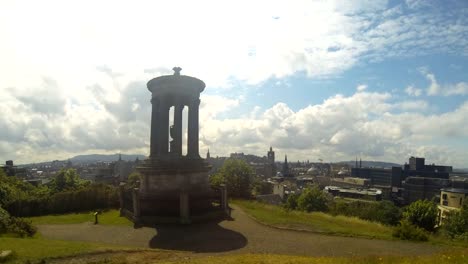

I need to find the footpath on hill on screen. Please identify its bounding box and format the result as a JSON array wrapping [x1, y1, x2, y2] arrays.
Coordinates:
[[38, 205, 447, 257]]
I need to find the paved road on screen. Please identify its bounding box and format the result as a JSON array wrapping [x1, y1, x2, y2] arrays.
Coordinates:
[[38, 206, 447, 257]]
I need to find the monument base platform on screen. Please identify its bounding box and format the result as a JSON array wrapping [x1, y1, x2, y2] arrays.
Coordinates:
[[119, 157, 229, 225]]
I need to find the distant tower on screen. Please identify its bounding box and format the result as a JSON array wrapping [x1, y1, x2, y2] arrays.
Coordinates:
[[267, 146, 275, 164], [282, 155, 290, 177], [267, 146, 276, 177], [116, 153, 124, 182], [359, 158, 362, 168], [206, 149, 210, 159]]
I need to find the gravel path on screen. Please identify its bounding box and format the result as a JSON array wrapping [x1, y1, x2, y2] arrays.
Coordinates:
[[38, 206, 447, 257]]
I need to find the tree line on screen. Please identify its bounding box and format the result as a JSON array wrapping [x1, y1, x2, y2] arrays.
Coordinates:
[[0, 168, 119, 237]]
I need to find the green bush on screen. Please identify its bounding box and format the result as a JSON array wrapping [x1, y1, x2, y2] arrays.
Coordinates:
[[0, 207, 36, 237], [5, 184, 119, 217], [442, 200, 468, 238], [393, 220, 429, 241], [209, 159, 254, 199], [403, 200, 438, 232], [283, 193, 299, 210], [297, 186, 330, 212], [329, 199, 401, 226]]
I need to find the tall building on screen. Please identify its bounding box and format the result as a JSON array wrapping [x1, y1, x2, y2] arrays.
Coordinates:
[[265, 146, 276, 178], [281, 155, 291, 177], [267, 146, 275, 165]]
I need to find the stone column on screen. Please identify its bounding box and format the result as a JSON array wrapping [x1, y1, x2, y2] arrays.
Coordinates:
[[159, 99, 170, 155], [179, 191, 190, 224], [187, 98, 200, 158], [150, 97, 160, 157], [173, 104, 184, 156], [132, 188, 141, 221]]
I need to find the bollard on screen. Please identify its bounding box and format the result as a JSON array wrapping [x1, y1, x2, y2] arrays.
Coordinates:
[[94, 211, 99, 224]]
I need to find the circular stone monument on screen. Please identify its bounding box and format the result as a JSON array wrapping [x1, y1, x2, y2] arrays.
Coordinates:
[[120, 67, 227, 225]]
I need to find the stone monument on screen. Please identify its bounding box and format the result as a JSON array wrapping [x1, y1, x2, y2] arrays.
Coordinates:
[[120, 67, 227, 224]]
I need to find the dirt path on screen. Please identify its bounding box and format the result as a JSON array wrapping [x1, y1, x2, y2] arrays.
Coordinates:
[[38, 206, 448, 257]]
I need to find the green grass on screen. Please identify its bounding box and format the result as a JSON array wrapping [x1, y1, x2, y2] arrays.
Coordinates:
[[233, 200, 394, 240], [157, 252, 468, 264], [57, 251, 468, 264], [25, 209, 132, 226], [0, 236, 131, 263]]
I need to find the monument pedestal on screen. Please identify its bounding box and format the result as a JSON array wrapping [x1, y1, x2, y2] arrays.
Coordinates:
[[131, 158, 223, 224]]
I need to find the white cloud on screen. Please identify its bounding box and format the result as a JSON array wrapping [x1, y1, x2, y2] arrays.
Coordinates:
[[357, 84, 367, 92], [1, 78, 467, 167], [405, 85, 422, 96], [426, 73, 440, 96], [0, 0, 466, 92], [395, 100, 428, 111], [424, 72, 468, 96]]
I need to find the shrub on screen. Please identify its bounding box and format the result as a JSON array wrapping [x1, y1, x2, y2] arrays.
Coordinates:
[[403, 200, 438, 232], [209, 159, 254, 199], [283, 193, 299, 210], [7, 217, 37, 237], [0, 207, 36, 237], [393, 220, 429, 241], [297, 186, 330, 212], [5, 184, 119, 217], [442, 200, 468, 238], [329, 199, 401, 226]]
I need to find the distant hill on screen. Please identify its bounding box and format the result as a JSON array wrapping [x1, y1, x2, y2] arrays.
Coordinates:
[[70, 154, 147, 163], [336, 160, 401, 168]]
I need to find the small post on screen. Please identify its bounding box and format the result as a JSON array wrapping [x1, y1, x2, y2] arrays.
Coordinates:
[[94, 211, 99, 225]]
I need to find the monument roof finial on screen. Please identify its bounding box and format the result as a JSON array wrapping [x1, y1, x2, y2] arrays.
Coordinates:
[[173, 67, 182, 76]]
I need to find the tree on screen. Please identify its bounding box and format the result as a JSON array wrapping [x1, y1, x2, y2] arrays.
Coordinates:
[[209, 159, 254, 198], [284, 193, 299, 210], [48, 168, 88, 193], [403, 199, 438, 232], [443, 200, 468, 238], [297, 185, 330, 212], [127, 172, 142, 188]]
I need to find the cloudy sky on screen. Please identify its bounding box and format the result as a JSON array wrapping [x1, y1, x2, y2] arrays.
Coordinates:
[[1, 0, 467, 167]]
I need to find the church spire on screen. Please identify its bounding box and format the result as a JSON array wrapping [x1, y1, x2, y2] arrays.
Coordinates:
[[206, 148, 210, 159]]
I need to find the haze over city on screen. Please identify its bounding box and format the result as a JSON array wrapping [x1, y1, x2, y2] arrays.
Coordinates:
[[0, 0, 467, 167]]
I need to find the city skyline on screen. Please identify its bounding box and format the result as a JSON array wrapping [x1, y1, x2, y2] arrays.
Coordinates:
[[0, 0, 467, 167]]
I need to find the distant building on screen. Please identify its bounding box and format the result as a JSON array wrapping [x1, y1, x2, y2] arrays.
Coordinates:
[[208, 147, 277, 178], [266, 146, 277, 178], [324, 186, 382, 201], [113, 154, 134, 182], [0, 160, 26, 178], [280, 155, 293, 177], [351, 156, 454, 204], [403, 157, 452, 179], [437, 188, 468, 225], [403, 177, 451, 204]]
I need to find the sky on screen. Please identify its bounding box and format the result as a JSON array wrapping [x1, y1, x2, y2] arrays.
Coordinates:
[[0, 0, 467, 167]]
